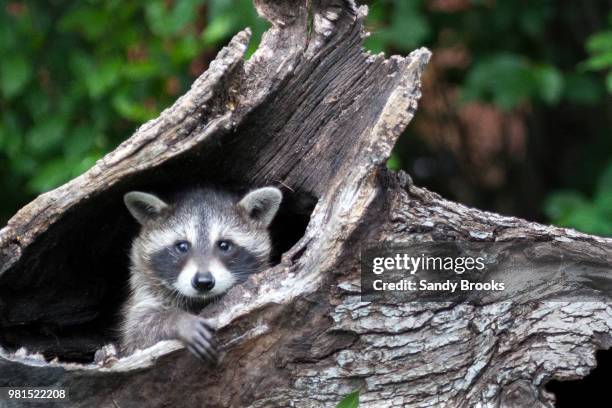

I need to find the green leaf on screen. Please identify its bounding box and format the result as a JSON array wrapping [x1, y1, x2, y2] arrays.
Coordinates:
[[564, 205, 612, 236], [145, 2, 169, 37], [64, 126, 96, 159], [168, 0, 202, 34], [122, 60, 158, 80], [27, 117, 67, 154], [532, 64, 563, 104], [0, 18, 17, 52], [84, 58, 122, 98], [24, 88, 52, 120], [202, 14, 236, 46], [382, 0, 430, 51], [583, 51, 612, 70], [586, 31, 612, 53], [58, 6, 109, 40], [462, 55, 565, 109], [544, 190, 588, 221], [112, 93, 158, 122], [26, 158, 72, 193], [336, 390, 359, 408], [207, 0, 234, 18], [461, 54, 532, 110], [387, 153, 402, 171], [72, 152, 102, 177], [0, 54, 32, 98], [146, 0, 201, 38], [171, 35, 199, 64], [594, 189, 612, 219], [364, 36, 385, 54]]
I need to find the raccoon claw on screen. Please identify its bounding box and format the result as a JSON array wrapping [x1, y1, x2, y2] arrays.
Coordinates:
[[185, 333, 217, 365], [178, 315, 218, 365], [196, 317, 217, 334], [187, 343, 217, 365]]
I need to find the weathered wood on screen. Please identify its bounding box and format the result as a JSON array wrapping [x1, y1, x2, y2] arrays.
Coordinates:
[[0, 0, 611, 407]]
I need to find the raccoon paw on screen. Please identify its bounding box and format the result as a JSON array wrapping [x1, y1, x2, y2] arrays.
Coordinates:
[[177, 315, 218, 365]]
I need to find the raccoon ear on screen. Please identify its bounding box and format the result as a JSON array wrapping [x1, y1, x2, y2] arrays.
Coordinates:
[[238, 187, 283, 227], [124, 192, 169, 225]]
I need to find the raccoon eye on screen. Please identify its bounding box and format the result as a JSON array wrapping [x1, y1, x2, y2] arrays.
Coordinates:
[[175, 241, 190, 253], [217, 240, 232, 252]]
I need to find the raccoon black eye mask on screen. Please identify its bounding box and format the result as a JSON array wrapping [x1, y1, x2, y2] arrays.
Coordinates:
[[119, 186, 282, 364]]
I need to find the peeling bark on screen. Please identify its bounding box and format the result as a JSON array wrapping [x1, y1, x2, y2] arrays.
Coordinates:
[[0, 1, 611, 407]]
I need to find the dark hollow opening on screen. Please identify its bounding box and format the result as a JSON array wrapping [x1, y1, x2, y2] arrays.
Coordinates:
[[545, 348, 612, 407], [0, 138, 317, 364]]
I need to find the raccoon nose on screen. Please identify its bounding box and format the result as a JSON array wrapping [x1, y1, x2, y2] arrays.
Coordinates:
[[192, 271, 215, 292]]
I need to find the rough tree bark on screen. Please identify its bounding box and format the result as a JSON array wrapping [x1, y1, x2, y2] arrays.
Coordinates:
[[0, 0, 611, 407]]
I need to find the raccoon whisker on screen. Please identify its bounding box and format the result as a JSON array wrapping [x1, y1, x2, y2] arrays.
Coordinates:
[[231, 267, 260, 275], [231, 271, 262, 284]]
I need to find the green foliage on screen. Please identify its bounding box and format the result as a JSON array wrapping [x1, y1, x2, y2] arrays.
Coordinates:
[[545, 162, 612, 236], [0, 54, 32, 98], [0, 0, 268, 222], [365, 0, 611, 234], [204, 0, 268, 56], [364, 0, 430, 53], [335, 390, 360, 408], [365, 0, 601, 110], [0, 0, 610, 237], [462, 54, 563, 110], [540, 12, 612, 235], [583, 13, 612, 93], [386, 153, 402, 171]]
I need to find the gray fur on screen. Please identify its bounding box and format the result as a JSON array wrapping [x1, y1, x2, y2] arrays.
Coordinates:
[[238, 187, 283, 227], [120, 187, 282, 363], [124, 191, 169, 225]]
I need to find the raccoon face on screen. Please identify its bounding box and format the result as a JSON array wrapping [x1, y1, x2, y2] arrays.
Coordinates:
[[124, 187, 282, 300]]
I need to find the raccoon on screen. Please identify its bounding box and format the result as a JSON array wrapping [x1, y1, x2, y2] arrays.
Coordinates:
[[120, 186, 282, 363]]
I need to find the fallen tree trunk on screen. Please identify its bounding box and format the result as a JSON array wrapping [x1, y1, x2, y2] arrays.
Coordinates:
[[1, 0, 611, 407]]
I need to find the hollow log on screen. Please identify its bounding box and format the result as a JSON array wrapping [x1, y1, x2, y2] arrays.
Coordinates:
[[1, 0, 611, 407]]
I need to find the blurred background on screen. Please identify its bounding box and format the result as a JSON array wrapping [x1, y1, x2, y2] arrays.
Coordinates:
[[0, 0, 610, 235]]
